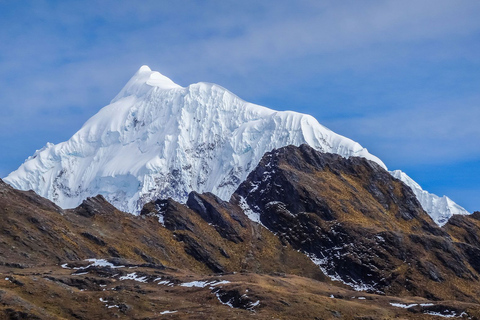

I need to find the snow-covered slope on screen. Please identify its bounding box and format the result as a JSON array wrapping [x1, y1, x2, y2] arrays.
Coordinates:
[[4, 66, 469, 225], [390, 170, 469, 226]]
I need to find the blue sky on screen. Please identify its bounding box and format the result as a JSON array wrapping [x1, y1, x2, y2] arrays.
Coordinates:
[[0, 1, 479, 211]]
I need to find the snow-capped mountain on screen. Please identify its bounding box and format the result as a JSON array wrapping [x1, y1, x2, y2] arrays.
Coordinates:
[[390, 170, 469, 226], [4, 66, 469, 225]]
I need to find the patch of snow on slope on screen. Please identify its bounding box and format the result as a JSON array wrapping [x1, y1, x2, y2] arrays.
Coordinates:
[[389, 303, 418, 309], [180, 280, 231, 288], [159, 310, 178, 315], [155, 279, 175, 287], [307, 253, 382, 293], [238, 196, 263, 225], [180, 280, 212, 288], [119, 272, 148, 283], [423, 311, 466, 318], [85, 258, 125, 269]]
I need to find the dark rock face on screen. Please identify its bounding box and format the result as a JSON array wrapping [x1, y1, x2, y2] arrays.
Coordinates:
[[75, 195, 117, 217], [4, 309, 41, 320], [187, 192, 244, 243], [212, 288, 259, 310], [445, 212, 480, 248], [444, 213, 480, 277], [81, 232, 106, 246], [235, 144, 480, 299]]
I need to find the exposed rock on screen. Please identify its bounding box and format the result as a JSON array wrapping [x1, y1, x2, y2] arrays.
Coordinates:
[[187, 192, 244, 243], [175, 233, 225, 273], [81, 232, 106, 246], [74, 195, 117, 217], [213, 288, 259, 310]]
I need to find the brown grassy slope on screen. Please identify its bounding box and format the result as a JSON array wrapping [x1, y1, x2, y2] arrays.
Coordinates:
[[140, 192, 326, 279], [0, 178, 324, 279], [0, 179, 203, 272], [2, 265, 480, 320]]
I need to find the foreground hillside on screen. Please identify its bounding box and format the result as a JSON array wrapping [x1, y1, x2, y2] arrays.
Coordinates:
[[1, 145, 479, 319], [3, 265, 480, 319]]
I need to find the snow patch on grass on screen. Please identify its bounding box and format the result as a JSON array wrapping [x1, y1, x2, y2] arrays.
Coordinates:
[[180, 279, 231, 288], [159, 310, 178, 315], [119, 272, 148, 283], [389, 303, 418, 308], [85, 258, 125, 268]]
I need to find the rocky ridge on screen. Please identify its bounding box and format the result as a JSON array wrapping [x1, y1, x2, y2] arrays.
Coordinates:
[[236, 145, 480, 300]]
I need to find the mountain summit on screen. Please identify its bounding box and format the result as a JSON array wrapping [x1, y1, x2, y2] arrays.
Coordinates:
[[4, 66, 469, 224]]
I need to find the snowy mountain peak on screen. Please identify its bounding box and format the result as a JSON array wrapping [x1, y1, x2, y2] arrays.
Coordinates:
[[112, 65, 181, 103], [138, 65, 152, 72], [4, 66, 469, 225]]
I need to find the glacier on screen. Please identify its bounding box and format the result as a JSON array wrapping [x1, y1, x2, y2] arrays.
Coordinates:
[[4, 65, 469, 225]]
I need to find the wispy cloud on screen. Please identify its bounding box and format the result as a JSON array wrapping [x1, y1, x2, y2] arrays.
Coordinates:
[[325, 94, 480, 167]]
